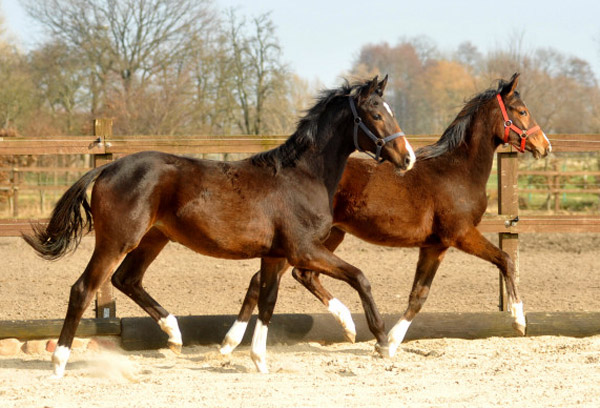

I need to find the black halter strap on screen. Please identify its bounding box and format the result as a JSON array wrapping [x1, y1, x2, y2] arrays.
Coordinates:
[[348, 96, 405, 163]]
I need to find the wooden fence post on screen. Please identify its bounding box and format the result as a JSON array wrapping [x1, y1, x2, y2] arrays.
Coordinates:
[[11, 168, 19, 217], [93, 118, 116, 319], [497, 151, 519, 311]]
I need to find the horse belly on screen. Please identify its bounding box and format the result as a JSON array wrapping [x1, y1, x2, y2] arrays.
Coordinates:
[[159, 209, 275, 260]]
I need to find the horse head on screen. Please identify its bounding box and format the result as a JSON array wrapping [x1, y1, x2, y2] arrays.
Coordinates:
[[350, 76, 415, 170], [496, 73, 552, 159]]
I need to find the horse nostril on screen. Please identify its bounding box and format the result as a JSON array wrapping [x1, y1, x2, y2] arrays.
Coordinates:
[[404, 156, 412, 167]]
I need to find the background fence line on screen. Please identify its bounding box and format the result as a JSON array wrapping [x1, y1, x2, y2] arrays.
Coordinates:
[[0, 121, 598, 318]]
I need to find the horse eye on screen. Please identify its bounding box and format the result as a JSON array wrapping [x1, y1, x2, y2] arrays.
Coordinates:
[[519, 110, 527, 116], [374, 114, 382, 120]]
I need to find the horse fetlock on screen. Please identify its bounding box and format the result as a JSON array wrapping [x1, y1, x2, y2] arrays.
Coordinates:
[[51, 345, 71, 379], [510, 302, 526, 335], [250, 319, 269, 374], [158, 314, 182, 349], [387, 319, 412, 357], [220, 320, 249, 355], [327, 298, 356, 343]]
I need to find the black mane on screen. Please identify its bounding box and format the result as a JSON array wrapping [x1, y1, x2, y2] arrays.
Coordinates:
[[250, 80, 368, 170], [416, 78, 513, 160]]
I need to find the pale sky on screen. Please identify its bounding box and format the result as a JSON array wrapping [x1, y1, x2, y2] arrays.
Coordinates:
[[2, 0, 599, 87]]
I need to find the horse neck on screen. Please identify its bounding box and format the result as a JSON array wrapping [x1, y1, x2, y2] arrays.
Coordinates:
[[441, 114, 501, 189], [299, 117, 355, 196]]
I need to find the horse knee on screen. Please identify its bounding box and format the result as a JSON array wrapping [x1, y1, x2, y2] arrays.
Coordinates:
[[354, 273, 372, 294]]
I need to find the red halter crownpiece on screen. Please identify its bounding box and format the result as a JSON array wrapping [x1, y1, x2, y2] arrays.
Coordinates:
[[496, 94, 540, 153]]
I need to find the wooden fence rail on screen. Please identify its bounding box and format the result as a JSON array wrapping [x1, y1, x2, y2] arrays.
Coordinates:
[[0, 122, 598, 317]]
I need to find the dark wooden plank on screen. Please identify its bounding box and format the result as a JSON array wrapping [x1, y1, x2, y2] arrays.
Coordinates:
[[0, 138, 105, 155], [0, 318, 120, 340], [527, 312, 600, 337], [120, 312, 521, 351]]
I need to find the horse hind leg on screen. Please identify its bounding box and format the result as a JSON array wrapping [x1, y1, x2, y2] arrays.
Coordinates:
[[52, 247, 127, 379], [110, 228, 182, 352], [388, 245, 448, 357]]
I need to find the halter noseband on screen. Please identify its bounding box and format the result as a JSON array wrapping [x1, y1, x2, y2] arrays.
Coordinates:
[[348, 96, 405, 163], [496, 93, 540, 153]]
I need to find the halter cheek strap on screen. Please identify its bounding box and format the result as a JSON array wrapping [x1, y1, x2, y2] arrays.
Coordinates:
[[496, 94, 540, 153], [348, 96, 405, 163]]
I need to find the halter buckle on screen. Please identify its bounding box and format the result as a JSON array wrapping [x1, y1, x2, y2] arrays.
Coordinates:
[[504, 120, 512, 128]]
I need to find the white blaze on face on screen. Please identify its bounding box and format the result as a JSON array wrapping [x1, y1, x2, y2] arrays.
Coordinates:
[[404, 138, 416, 170], [542, 132, 552, 152], [383, 101, 394, 117]]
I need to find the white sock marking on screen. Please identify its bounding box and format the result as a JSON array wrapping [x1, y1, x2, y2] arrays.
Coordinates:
[[327, 298, 356, 341], [250, 319, 269, 373], [158, 314, 182, 346], [511, 301, 526, 328], [51, 345, 71, 379], [220, 320, 248, 355], [388, 319, 412, 357]]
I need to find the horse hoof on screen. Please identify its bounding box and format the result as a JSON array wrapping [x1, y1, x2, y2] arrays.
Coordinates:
[[374, 343, 391, 358], [344, 330, 356, 344], [512, 322, 526, 336], [168, 342, 182, 354]]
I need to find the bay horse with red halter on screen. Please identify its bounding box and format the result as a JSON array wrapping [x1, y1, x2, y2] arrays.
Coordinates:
[[23, 76, 416, 377], [220, 73, 552, 357]]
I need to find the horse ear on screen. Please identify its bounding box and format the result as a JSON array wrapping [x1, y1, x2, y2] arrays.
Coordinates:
[[376, 74, 388, 96], [503, 72, 520, 97], [359, 76, 379, 103]]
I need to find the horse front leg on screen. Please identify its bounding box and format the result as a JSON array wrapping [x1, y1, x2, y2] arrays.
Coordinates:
[[220, 259, 289, 355], [388, 245, 448, 357], [455, 227, 526, 335]]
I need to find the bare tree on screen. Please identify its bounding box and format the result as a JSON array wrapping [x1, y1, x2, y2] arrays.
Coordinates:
[[225, 10, 288, 135], [22, 0, 217, 118]]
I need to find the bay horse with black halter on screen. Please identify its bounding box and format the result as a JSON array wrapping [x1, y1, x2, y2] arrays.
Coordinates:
[[24, 76, 416, 377], [220, 73, 552, 357]]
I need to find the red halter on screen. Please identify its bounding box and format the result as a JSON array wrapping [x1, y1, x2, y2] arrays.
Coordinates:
[[496, 94, 540, 153]]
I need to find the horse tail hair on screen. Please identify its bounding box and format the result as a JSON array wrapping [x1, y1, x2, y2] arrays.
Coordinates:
[[23, 165, 106, 260]]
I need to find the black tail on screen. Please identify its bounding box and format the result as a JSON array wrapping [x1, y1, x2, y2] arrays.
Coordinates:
[[23, 166, 106, 260]]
